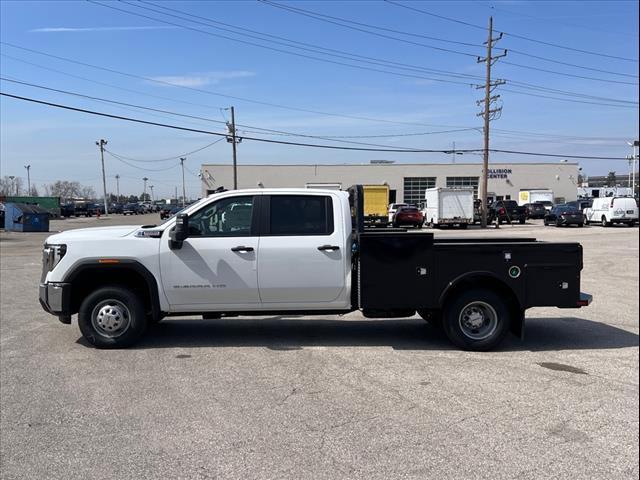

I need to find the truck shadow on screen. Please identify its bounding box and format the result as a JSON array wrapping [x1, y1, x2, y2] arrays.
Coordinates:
[[116, 316, 639, 352]]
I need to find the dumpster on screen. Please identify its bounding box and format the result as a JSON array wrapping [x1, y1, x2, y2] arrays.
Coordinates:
[[3, 203, 50, 232]]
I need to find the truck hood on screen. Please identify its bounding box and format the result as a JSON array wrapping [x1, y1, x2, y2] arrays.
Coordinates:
[[46, 225, 142, 244]]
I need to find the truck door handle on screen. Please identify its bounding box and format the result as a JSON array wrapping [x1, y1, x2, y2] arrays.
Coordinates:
[[231, 246, 254, 252], [318, 245, 340, 251]]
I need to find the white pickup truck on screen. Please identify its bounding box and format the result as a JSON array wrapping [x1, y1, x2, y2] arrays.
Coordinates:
[[40, 186, 591, 351]]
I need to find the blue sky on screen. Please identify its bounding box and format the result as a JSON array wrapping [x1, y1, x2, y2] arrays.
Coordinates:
[[1, 0, 638, 199]]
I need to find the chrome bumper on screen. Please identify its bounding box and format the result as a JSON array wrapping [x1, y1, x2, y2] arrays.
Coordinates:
[[39, 282, 71, 316]]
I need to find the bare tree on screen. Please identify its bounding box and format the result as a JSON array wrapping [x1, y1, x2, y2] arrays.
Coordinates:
[[81, 186, 96, 200], [46, 180, 82, 200], [0, 176, 24, 196]]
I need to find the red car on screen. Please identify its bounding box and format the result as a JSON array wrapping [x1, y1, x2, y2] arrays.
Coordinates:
[[393, 206, 424, 228]]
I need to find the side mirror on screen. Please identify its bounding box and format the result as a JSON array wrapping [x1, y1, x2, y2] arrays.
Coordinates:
[[169, 213, 189, 249]]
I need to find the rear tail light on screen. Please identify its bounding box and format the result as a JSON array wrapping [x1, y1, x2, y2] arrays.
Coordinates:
[[499, 208, 505, 215]]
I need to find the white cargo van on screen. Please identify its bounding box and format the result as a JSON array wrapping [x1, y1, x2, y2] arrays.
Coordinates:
[[422, 187, 474, 228], [584, 197, 638, 226]]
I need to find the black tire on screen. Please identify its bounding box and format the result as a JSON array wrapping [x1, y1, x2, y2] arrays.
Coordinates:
[[78, 286, 148, 348], [578, 223, 584, 228], [555, 220, 561, 227], [442, 288, 511, 351], [519, 218, 525, 224], [602, 216, 611, 227], [460, 223, 468, 229]]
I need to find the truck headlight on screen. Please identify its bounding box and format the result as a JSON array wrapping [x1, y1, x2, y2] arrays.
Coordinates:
[[42, 244, 67, 274]]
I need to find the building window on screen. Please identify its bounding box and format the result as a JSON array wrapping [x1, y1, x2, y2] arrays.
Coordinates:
[[446, 176, 479, 198], [403, 177, 436, 204]]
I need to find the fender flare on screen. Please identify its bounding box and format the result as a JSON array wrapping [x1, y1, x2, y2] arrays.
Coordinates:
[[63, 259, 162, 319]]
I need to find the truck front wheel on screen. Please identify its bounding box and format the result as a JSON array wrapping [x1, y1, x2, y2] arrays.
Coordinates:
[[443, 288, 510, 351], [78, 286, 147, 348]]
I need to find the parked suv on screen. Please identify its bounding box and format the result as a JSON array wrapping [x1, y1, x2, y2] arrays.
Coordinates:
[[584, 197, 638, 226], [523, 202, 546, 219], [488, 200, 527, 224]]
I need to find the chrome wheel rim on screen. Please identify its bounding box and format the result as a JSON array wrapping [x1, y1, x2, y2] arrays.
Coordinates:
[[458, 301, 498, 341], [92, 300, 131, 338]]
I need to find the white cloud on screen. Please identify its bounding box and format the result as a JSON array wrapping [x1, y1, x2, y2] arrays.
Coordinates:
[[148, 71, 256, 87], [29, 26, 177, 32]]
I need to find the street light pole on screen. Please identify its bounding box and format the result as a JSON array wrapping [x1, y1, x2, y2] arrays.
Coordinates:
[[149, 185, 154, 202], [179, 157, 187, 207], [8, 175, 16, 195], [142, 177, 149, 201], [24, 165, 31, 195], [115, 174, 120, 201], [96, 139, 109, 215]]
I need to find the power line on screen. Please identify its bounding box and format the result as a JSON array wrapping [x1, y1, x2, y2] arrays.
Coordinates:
[[87, 0, 477, 86], [0, 92, 630, 160], [501, 88, 638, 108], [0, 77, 474, 149], [103, 137, 225, 163], [0, 42, 481, 129], [130, 0, 486, 82], [384, 0, 639, 63], [254, 2, 638, 92], [256, 0, 480, 58], [85, 3, 639, 103]]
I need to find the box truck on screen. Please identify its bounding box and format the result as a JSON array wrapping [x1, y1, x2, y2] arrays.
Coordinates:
[[422, 187, 474, 228], [362, 184, 390, 226], [518, 189, 554, 208]]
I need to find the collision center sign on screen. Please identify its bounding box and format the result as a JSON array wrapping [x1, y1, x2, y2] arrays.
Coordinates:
[[488, 168, 512, 179]]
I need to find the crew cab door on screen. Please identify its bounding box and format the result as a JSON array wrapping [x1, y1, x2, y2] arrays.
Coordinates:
[[257, 193, 349, 307], [159, 195, 261, 309]]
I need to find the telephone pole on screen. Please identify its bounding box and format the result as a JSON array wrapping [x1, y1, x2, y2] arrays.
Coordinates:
[[115, 174, 120, 201], [24, 165, 31, 195], [476, 16, 506, 228], [95, 139, 109, 215], [142, 177, 149, 201], [226, 106, 241, 189], [179, 157, 187, 207]]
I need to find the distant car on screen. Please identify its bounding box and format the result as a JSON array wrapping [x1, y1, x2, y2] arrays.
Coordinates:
[[488, 200, 527, 224], [583, 196, 638, 227], [110, 203, 124, 214], [122, 203, 141, 215], [544, 205, 584, 227], [566, 199, 592, 212], [387, 203, 408, 223], [60, 203, 75, 218], [87, 203, 104, 216], [393, 205, 424, 228], [524, 202, 547, 219], [537, 200, 554, 212], [160, 204, 179, 219]]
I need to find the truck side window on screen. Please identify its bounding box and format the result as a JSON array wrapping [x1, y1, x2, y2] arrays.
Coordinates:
[[269, 195, 334, 235], [188, 196, 254, 237]]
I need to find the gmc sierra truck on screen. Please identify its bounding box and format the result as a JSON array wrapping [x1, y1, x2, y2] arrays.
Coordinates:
[[39, 186, 591, 351]]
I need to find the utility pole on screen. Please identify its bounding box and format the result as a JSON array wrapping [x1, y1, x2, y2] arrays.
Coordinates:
[[179, 157, 187, 207], [142, 177, 149, 201], [629, 140, 639, 198], [149, 185, 154, 202], [24, 165, 31, 196], [175, 186, 178, 204], [95, 139, 109, 215], [115, 174, 120, 202], [226, 106, 241, 189], [476, 16, 506, 228]]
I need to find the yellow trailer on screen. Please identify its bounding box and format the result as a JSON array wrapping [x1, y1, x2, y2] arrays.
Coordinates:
[[363, 184, 390, 226]]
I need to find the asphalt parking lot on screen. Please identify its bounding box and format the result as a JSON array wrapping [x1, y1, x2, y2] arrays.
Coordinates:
[[1, 214, 638, 480]]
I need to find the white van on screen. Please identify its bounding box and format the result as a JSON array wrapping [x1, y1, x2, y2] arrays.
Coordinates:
[[584, 197, 638, 227]]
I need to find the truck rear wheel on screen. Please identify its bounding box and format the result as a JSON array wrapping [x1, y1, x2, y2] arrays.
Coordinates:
[[443, 288, 510, 351], [78, 286, 147, 348]]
